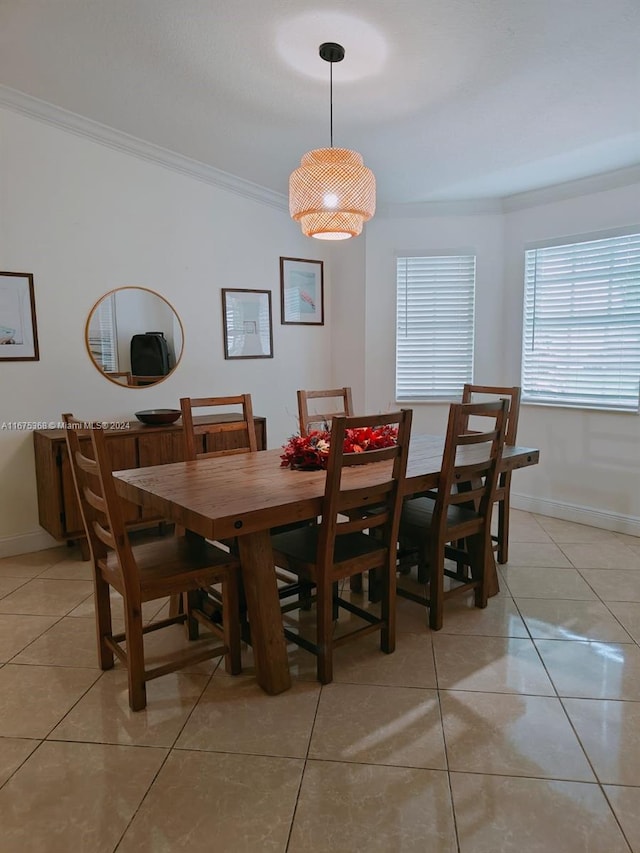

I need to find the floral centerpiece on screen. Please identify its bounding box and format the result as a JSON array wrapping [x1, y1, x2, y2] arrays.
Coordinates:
[[280, 425, 399, 470]]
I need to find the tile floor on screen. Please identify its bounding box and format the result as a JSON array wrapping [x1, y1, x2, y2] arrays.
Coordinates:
[[1, 511, 640, 851]]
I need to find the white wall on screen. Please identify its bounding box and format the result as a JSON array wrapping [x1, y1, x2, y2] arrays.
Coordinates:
[[503, 185, 640, 531], [0, 107, 333, 552]]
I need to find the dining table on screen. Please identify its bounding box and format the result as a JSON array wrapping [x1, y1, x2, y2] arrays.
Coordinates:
[[112, 434, 539, 695]]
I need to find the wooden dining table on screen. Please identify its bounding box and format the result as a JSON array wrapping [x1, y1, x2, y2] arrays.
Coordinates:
[[112, 435, 539, 695]]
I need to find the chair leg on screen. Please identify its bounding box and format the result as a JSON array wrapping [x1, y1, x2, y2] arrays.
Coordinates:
[[350, 573, 363, 593], [497, 497, 509, 564], [123, 602, 147, 711], [168, 593, 183, 618], [428, 542, 444, 631], [186, 590, 201, 640], [316, 581, 333, 684], [222, 572, 242, 675], [94, 572, 114, 670], [467, 533, 489, 610], [380, 560, 396, 654]]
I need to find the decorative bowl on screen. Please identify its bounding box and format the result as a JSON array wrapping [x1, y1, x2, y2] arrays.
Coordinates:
[[134, 409, 182, 425]]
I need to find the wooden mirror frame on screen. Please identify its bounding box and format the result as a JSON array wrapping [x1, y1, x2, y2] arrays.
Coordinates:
[[84, 286, 184, 388]]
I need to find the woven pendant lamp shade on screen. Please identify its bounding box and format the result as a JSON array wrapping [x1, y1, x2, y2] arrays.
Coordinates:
[[289, 147, 376, 240]]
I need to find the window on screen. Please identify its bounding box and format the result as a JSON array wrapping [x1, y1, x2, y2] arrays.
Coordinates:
[[396, 254, 475, 401], [522, 230, 640, 412], [87, 292, 118, 372]]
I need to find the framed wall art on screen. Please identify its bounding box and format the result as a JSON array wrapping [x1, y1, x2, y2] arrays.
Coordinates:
[[222, 288, 273, 359], [0, 272, 39, 361], [279, 257, 324, 325]]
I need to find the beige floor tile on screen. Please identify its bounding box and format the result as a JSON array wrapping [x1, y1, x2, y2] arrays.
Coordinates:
[[332, 631, 437, 687], [536, 639, 640, 700], [0, 664, 100, 738], [11, 616, 99, 668], [433, 634, 555, 695], [117, 750, 303, 853], [564, 698, 640, 786], [0, 576, 29, 599], [395, 592, 431, 633], [509, 517, 553, 544], [451, 773, 629, 853], [503, 542, 573, 567], [289, 760, 457, 853], [580, 569, 640, 602], [176, 674, 320, 757], [604, 785, 640, 852], [309, 682, 447, 769], [535, 516, 622, 543], [0, 547, 69, 579], [0, 740, 167, 853], [562, 542, 640, 570], [0, 736, 40, 786], [0, 578, 94, 616], [606, 602, 640, 644], [38, 558, 93, 581], [126, 622, 225, 675], [502, 566, 598, 599], [441, 691, 593, 780], [516, 598, 634, 643], [437, 591, 529, 637], [51, 669, 210, 748], [0, 614, 59, 662], [67, 589, 169, 630]]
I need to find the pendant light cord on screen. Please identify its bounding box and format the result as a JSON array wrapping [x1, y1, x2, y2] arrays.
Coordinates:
[[329, 60, 334, 148]]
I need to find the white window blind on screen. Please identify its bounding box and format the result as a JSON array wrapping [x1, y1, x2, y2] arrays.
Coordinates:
[[396, 255, 475, 401], [87, 293, 118, 373], [522, 231, 640, 412]]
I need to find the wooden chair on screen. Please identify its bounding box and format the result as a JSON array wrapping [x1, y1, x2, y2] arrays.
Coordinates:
[[180, 394, 257, 459], [62, 413, 242, 711], [130, 375, 165, 386], [298, 386, 375, 594], [297, 387, 354, 435], [461, 384, 521, 563], [397, 399, 508, 631], [270, 409, 413, 683], [105, 371, 132, 385], [180, 393, 303, 616]]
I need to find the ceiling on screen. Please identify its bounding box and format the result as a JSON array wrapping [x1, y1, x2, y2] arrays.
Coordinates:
[[1, 0, 639, 208]]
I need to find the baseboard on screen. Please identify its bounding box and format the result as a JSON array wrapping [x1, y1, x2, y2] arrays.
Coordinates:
[[0, 529, 62, 559], [512, 493, 640, 537]]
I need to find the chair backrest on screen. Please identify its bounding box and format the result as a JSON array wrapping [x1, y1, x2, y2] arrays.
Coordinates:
[[461, 384, 521, 446], [433, 400, 508, 539], [297, 387, 354, 436], [61, 413, 137, 598], [316, 410, 413, 573], [180, 394, 257, 461], [106, 371, 132, 385]]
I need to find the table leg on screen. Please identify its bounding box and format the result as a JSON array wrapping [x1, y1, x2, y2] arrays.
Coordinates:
[[237, 530, 291, 695]]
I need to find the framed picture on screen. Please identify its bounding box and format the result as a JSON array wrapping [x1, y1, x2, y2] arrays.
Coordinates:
[[0, 272, 39, 361], [222, 288, 273, 359], [280, 257, 324, 325]]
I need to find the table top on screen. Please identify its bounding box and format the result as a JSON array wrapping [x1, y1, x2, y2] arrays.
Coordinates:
[[113, 434, 539, 541]]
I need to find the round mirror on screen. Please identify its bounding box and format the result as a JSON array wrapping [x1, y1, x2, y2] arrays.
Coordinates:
[[85, 287, 184, 388]]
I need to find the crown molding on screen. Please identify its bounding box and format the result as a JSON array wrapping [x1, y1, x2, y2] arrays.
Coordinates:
[[501, 163, 640, 212], [378, 198, 504, 217], [0, 85, 289, 213]]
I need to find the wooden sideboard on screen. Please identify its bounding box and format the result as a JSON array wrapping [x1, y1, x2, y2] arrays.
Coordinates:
[[33, 414, 267, 545]]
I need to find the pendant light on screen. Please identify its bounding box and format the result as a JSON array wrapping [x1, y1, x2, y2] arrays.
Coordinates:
[[289, 42, 376, 240]]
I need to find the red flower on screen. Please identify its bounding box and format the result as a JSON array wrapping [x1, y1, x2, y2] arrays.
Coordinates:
[[280, 425, 398, 470]]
